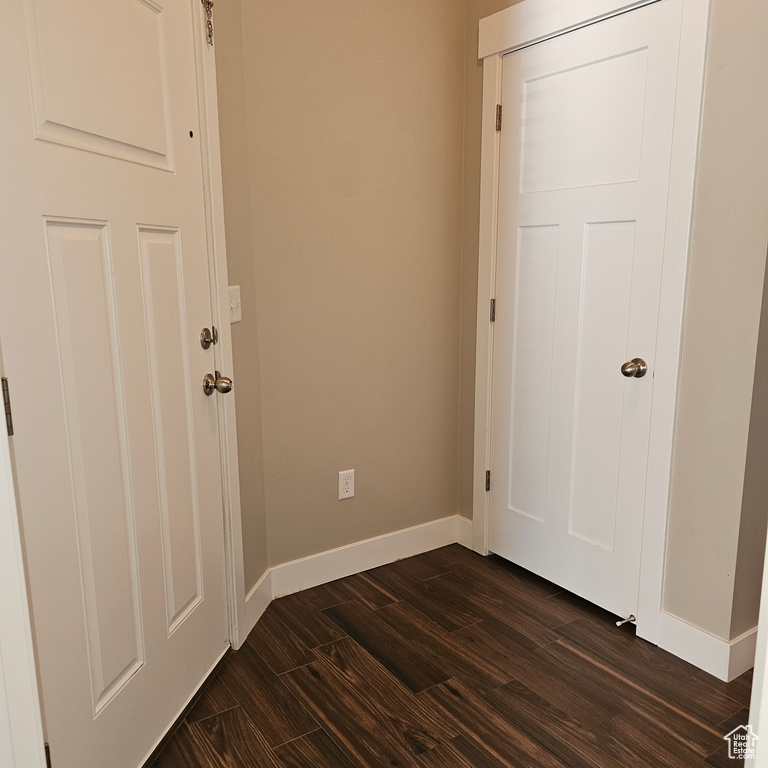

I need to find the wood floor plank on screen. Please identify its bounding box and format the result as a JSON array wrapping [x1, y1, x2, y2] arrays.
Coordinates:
[[273, 729, 358, 768], [421, 680, 569, 768], [418, 544, 476, 569], [282, 658, 443, 767], [314, 637, 458, 742], [298, 572, 400, 611], [426, 571, 559, 649], [185, 672, 239, 725], [595, 713, 709, 768], [416, 735, 514, 768], [445, 557, 583, 629], [483, 680, 637, 768], [544, 640, 723, 757], [218, 642, 318, 748], [555, 619, 743, 725], [151, 723, 216, 768], [706, 742, 745, 768], [245, 604, 316, 674], [694, 668, 754, 709], [322, 600, 450, 692], [373, 600, 514, 694], [483, 554, 565, 598], [545, 587, 620, 624], [716, 706, 750, 734], [451, 621, 619, 727], [366, 550, 452, 582], [188, 708, 285, 768], [365, 563, 481, 632], [269, 591, 347, 648]]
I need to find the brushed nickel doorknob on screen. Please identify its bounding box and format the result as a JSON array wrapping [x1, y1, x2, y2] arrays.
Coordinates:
[[214, 374, 233, 394], [203, 371, 234, 396], [621, 358, 648, 378]]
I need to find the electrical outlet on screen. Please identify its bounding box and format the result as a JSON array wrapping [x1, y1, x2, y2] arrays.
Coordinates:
[[339, 469, 354, 500], [229, 285, 242, 324]]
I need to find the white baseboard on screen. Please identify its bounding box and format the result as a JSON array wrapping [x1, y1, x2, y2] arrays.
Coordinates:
[[271, 515, 466, 598], [239, 569, 272, 648], [239, 514, 473, 644], [658, 610, 757, 682], [456, 515, 473, 548]]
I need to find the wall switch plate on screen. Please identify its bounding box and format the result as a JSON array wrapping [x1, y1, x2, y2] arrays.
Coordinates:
[[339, 469, 354, 500], [229, 285, 242, 324]]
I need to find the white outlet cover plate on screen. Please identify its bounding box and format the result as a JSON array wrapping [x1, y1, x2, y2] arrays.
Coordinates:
[[339, 469, 354, 500], [229, 285, 242, 324]]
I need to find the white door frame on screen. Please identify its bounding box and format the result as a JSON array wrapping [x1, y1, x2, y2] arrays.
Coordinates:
[[472, 0, 710, 644], [189, 0, 249, 650], [0, 356, 47, 768]]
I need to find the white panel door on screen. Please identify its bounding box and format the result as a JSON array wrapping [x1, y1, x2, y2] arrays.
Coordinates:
[[490, 0, 683, 619], [0, 1, 228, 767]]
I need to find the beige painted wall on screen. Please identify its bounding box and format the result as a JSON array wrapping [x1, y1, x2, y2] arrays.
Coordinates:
[[218, 0, 768, 635], [215, 0, 269, 589], [662, 0, 768, 641], [220, 0, 466, 573]]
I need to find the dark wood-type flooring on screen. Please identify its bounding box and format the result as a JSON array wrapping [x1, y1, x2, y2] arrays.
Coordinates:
[[149, 545, 752, 768]]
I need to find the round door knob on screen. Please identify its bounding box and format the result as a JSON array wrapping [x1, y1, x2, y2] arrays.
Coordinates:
[[621, 358, 648, 378], [203, 372, 234, 396]]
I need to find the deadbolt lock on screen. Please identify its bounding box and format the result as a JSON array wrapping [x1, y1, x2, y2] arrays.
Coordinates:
[[200, 326, 218, 350]]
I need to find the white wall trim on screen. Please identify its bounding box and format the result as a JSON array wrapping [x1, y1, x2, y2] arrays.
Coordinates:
[[190, 0, 248, 650], [457, 516, 474, 549], [478, 0, 661, 59], [658, 611, 757, 683], [240, 515, 473, 641], [242, 569, 272, 642], [472, 0, 711, 644], [271, 516, 464, 598]]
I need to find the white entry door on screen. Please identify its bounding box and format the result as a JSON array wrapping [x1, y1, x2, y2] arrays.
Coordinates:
[[0, 1, 229, 767], [490, 0, 684, 620]]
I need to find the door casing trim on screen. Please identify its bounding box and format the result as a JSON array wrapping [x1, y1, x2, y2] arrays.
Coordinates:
[[188, 1, 248, 650], [472, 0, 711, 644]]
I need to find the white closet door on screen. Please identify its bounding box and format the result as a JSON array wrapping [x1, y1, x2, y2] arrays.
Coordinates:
[[490, 0, 683, 618]]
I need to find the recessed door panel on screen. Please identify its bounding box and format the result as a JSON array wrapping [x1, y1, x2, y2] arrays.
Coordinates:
[[46, 220, 144, 713], [25, 0, 173, 168], [520, 48, 648, 193], [139, 227, 203, 634], [508, 225, 560, 523], [568, 221, 637, 551]]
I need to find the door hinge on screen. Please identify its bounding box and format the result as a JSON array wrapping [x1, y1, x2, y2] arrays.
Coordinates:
[[490, 298, 496, 323], [485, 470, 491, 492], [2, 377, 13, 437], [45, 743, 52, 768], [201, 0, 214, 45], [496, 104, 503, 132]]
